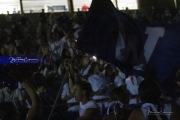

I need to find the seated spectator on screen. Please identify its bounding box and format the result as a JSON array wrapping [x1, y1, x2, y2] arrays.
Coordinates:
[[0, 81, 25, 110], [162, 9, 172, 23], [46, 75, 61, 105], [15, 39, 24, 55], [61, 48, 72, 60], [34, 36, 44, 52], [37, 44, 51, 56], [73, 80, 102, 120], [17, 82, 31, 119], [104, 63, 125, 89], [104, 87, 131, 120], [0, 79, 41, 120], [68, 40, 77, 58], [0, 46, 7, 56], [24, 46, 36, 56], [39, 55, 57, 78], [61, 68, 80, 120], [58, 58, 71, 77], [129, 80, 180, 120], [32, 73, 46, 95], [19, 14, 29, 27], [73, 23, 82, 39], [125, 69, 144, 106], [78, 54, 91, 78], [8, 43, 19, 56], [88, 62, 110, 108], [64, 31, 75, 47], [56, 12, 70, 27], [31, 72, 52, 119], [48, 13, 56, 26], [47, 26, 72, 60]]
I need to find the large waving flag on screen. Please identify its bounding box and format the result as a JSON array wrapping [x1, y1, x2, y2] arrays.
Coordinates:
[[77, 0, 180, 92], [77, 0, 146, 69]]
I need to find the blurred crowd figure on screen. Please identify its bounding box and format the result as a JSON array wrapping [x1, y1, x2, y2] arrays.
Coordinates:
[[0, 6, 180, 120]]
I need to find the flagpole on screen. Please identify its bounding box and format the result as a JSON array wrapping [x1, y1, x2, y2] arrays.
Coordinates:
[[174, 0, 177, 8], [19, 0, 24, 14], [115, 0, 119, 10], [48, 69, 69, 120]]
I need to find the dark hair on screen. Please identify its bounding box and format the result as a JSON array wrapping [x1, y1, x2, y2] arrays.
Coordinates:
[[68, 31, 75, 39], [32, 72, 46, 90], [104, 63, 114, 72], [0, 102, 19, 120], [110, 87, 130, 120], [36, 36, 43, 40], [75, 80, 93, 97], [104, 63, 116, 82], [139, 81, 169, 120], [110, 87, 127, 103], [61, 48, 71, 60], [73, 68, 80, 78], [74, 68, 79, 75], [78, 54, 90, 69], [138, 80, 161, 104], [46, 75, 57, 85], [88, 62, 100, 75]]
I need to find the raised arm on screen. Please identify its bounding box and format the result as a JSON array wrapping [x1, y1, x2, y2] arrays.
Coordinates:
[[22, 81, 41, 120], [61, 29, 69, 38], [67, 62, 75, 94], [47, 26, 52, 42], [11, 70, 41, 120], [68, 75, 74, 94], [68, 67, 75, 94]]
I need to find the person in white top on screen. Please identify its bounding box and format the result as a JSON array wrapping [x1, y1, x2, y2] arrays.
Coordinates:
[[68, 40, 76, 58], [104, 63, 125, 89], [47, 24, 71, 60], [39, 55, 57, 78], [61, 68, 80, 113], [88, 62, 110, 108], [72, 80, 102, 120], [0, 74, 41, 120], [129, 80, 180, 120], [78, 54, 91, 78], [125, 69, 144, 105], [104, 87, 130, 120], [61, 83, 79, 111], [0, 83, 24, 110], [73, 23, 82, 39]]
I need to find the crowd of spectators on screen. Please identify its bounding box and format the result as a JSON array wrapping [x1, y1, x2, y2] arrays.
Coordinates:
[[123, 7, 180, 24], [0, 7, 180, 120]]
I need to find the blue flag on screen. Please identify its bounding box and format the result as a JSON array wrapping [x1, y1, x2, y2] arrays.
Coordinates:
[[147, 22, 180, 86], [77, 0, 180, 92], [77, 0, 145, 68]]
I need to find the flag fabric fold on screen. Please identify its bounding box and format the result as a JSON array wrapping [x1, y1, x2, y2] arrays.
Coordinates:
[[77, 0, 145, 68], [77, 0, 180, 92]]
